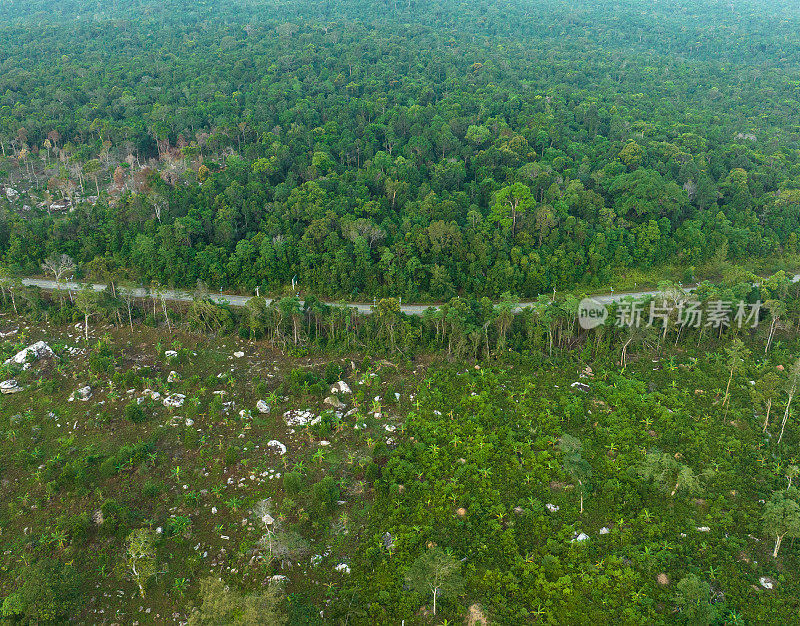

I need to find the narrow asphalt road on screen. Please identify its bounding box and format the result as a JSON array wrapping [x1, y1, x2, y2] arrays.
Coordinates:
[[19, 274, 800, 316]]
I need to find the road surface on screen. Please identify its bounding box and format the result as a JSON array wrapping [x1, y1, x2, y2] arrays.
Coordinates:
[[19, 275, 800, 316]]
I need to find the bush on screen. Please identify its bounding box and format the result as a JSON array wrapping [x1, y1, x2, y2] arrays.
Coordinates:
[[283, 471, 304, 496], [311, 476, 340, 516], [224, 445, 239, 466], [124, 401, 146, 423], [324, 362, 344, 384]]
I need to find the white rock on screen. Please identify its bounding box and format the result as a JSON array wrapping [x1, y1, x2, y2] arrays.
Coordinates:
[[599, 527, 610, 535], [233, 351, 244, 358], [571, 381, 590, 392], [164, 350, 178, 358], [330, 381, 352, 395], [0, 379, 22, 394], [167, 370, 180, 383], [760, 576, 776, 589], [696, 526, 711, 532], [4, 341, 54, 366], [572, 532, 590, 543], [545, 503, 560, 513], [163, 394, 186, 408], [267, 440, 287, 455], [324, 396, 345, 410], [335, 563, 351, 573], [256, 400, 271, 414], [68, 386, 92, 402], [283, 409, 320, 427]]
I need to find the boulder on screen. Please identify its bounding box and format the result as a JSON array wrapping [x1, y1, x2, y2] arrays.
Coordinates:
[[760, 576, 776, 590], [4, 341, 54, 366], [0, 379, 22, 394], [571, 532, 590, 543], [163, 394, 186, 408], [68, 386, 92, 402], [324, 395, 345, 410], [330, 381, 352, 395], [267, 440, 287, 455], [256, 400, 271, 414], [599, 526, 611, 535], [283, 409, 320, 427]]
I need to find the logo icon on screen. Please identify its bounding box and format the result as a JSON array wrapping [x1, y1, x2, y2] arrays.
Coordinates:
[[578, 298, 608, 329]]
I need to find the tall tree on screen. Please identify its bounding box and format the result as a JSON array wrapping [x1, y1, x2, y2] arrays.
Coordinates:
[[405, 547, 464, 616]]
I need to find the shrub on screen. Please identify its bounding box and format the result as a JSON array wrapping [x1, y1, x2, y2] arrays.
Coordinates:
[[311, 476, 340, 516], [124, 402, 146, 423], [283, 471, 304, 496]]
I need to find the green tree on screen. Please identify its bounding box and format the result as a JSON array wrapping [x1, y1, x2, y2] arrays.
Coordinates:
[[405, 547, 464, 616], [722, 338, 750, 416], [490, 183, 532, 236], [639, 451, 699, 497], [763, 489, 800, 558], [675, 574, 714, 625], [125, 528, 158, 597], [778, 358, 800, 445], [560, 434, 592, 514], [75, 283, 101, 342]]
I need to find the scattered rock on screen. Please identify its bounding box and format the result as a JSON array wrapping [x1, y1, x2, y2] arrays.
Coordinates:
[[283, 409, 320, 427], [267, 440, 287, 455], [68, 386, 93, 402], [256, 400, 271, 414], [545, 503, 560, 513], [164, 350, 178, 358], [599, 526, 610, 535], [4, 341, 54, 366], [570, 381, 590, 393], [0, 379, 22, 394], [760, 576, 776, 590], [92, 510, 104, 525], [335, 563, 350, 574], [163, 394, 186, 408], [233, 351, 245, 358], [696, 526, 711, 532], [330, 381, 352, 395], [324, 395, 345, 410], [167, 371, 180, 383], [571, 532, 589, 543]]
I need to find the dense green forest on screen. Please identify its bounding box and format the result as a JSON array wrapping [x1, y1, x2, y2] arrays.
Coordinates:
[[1, 0, 800, 299]]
